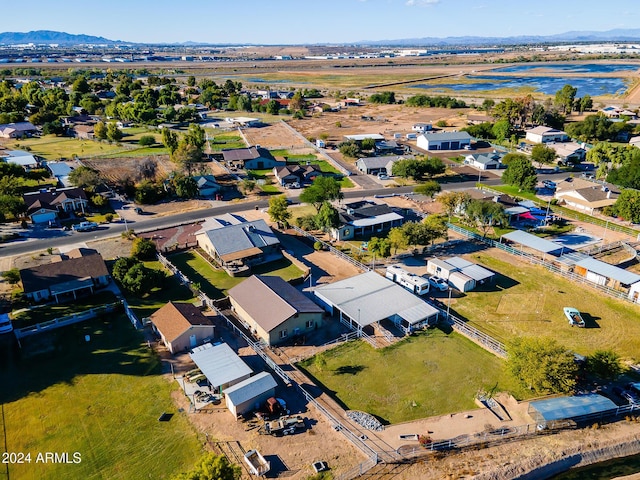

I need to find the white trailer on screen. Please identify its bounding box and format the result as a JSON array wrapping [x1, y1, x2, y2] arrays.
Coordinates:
[[385, 265, 430, 295], [244, 449, 270, 476]]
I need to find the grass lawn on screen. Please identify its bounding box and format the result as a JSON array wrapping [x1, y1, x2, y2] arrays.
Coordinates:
[[452, 252, 640, 360], [122, 260, 197, 320], [9, 135, 126, 160], [298, 333, 524, 424], [10, 291, 119, 329], [0, 314, 203, 480], [168, 251, 304, 299], [207, 132, 246, 151]]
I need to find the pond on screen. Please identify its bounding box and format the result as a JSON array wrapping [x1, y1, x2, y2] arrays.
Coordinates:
[[412, 75, 629, 96], [491, 63, 640, 74]]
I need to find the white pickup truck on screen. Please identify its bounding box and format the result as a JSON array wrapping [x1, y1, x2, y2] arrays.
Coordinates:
[[72, 221, 98, 232]]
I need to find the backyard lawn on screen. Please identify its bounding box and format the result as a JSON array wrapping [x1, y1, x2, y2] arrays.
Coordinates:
[[9, 135, 127, 159], [206, 132, 246, 151], [452, 251, 640, 360], [298, 332, 523, 424], [168, 251, 304, 299], [0, 314, 203, 480]]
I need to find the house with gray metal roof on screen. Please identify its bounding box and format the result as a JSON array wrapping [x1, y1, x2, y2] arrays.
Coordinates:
[[195, 218, 281, 274], [417, 131, 472, 151], [224, 371, 278, 418], [355, 155, 413, 175], [426, 256, 496, 292], [464, 151, 506, 170], [228, 275, 323, 346], [313, 271, 439, 335]]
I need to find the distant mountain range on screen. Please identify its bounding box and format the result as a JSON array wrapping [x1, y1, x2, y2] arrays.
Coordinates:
[[2, 28, 640, 47], [360, 28, 640, 47], [0, 30, 124, 45]]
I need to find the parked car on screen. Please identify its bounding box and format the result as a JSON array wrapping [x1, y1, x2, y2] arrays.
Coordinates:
[[377, 173, 389, 180], [543, 180, 557, 189], [285, 182, 300, 189], [621, 390, 640, 405], [428, 275, 448, 292], [72, 221, 98, 232]]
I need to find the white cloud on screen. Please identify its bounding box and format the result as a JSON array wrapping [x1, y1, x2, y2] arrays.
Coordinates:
[[406, 0, 440, 6]]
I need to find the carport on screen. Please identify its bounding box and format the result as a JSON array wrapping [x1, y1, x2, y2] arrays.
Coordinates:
[[313, 272, 439, 336], [501, 230, 566, 258], [189, 342, 253, 393], [528, 394, 617, 427]]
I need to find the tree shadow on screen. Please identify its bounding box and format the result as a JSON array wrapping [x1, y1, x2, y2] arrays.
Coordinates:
[[334, 365, 365, 375]]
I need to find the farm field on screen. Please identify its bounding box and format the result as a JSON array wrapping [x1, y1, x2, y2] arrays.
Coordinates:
[[298, 332, 524, 424], [452, 249, 640, 360], [168, 251, 304, 299], [0, 315, 203, 480]]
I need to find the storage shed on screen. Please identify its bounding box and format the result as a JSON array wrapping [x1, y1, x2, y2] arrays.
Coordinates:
[[448, 271, 475, 292], [224, 372, 278, 418], [528, 394, 617, 427], [426, 258, 459, 280]]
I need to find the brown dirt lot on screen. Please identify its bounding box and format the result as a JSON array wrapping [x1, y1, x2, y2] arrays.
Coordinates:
[[241, 122, 309, 150], [82, 155, 178, 184]]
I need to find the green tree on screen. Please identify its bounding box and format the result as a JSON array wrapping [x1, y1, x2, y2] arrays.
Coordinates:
[[267, 195, 292, 228], [72, 77, 91, 94], [0, 194, 26, 221], [502, 156, 537, 192], [315, 201, 340, 231], [172, 453, 241, 480], [413, 180, 441, 198], [121, 262, 162, 295], [338, 140, 361, 158], [481, 98, 495, 112], [186, 75, 196, 87], [530, 144, 557, 165], [112, 257, 139, 283], [437, 191, 470, 218], [68, 166, 103, 191], [613, 189, 640, 223], [93, 121, 107, 140], [507, 337, 578, 394], [289, 91, 306, 111], [388, 226, 409, 254], [239, 178, 256, 195], [368, 236, 391, 257], [422, 214, 448, 245], [464, 199, 507, 237], [491, 119, 511, 142], [585, 350, 624, 381], [138, 135, 155, 146], [172, 174, 198, 198], [183, 123, 206, 150], [299, 176, 343, 212], [131, 237, 157, 260], [265, 99, 280, 115], [361, 138, 375, 151], [579, 94, 593, 113], [162, 128, 179, 154], [106, 122, 123, 142], [171, 142, 202, 175], [1, 268, 20, 284], [135, 180, 163, 204], [554, 84, 578, 114], [369, 91, 395, 104]]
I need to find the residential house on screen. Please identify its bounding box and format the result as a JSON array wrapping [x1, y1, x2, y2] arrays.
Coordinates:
[[228, 275, 324, 346], [0, 122, 37, 139], [23, 186, 89, 224], [554, 178, 618, 215], [355, 155, 413, 175], [273, 164, 321, 186], [195, 218, 282, 274], [19, 249, 110, 303], [467, 113, 494, 125], [416, 131, 472, 151], [72, 124, 95, 140], [150, 302, 216, 354], [464, 151, 505, 170], [192, 175, 220, 197], [221, 147, 283, 170], [629, 136, 640, 149], [525, 126, 569, 144], [412, 123, 432, 133], [1, 150, 40, 171], [544, 141, 587, 164], [330, 200, 404, 241], [600, 106, 637, 119], [374, 140, 401, 155]]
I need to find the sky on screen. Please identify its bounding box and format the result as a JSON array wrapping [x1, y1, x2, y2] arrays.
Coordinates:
[[2, 0, 639, 45]]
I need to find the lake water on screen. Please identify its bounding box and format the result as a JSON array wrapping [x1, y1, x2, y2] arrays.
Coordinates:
[[492, 63, 640, 74], [550, 452, 640, 479], [412, 75, 628, 96]]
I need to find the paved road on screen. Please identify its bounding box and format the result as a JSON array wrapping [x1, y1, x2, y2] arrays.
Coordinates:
[[0, 171, 572, 258]]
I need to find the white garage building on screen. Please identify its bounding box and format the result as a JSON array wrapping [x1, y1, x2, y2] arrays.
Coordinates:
[[224, 372, 278, 418], [313, 272, 439, 335], [417, 131, 472, 151]]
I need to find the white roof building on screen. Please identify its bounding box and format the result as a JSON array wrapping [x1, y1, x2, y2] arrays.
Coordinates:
[[189, 342, 253, 391]]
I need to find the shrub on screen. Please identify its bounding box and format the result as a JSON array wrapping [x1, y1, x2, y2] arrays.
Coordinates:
[[138, 135, 156, 146], [105, 213, 114, 222], [313, 241, 323, 251]]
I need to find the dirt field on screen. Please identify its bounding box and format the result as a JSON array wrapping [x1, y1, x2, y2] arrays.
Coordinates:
[[242, 122, 310, 150], [82, 155, 178, 184]]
